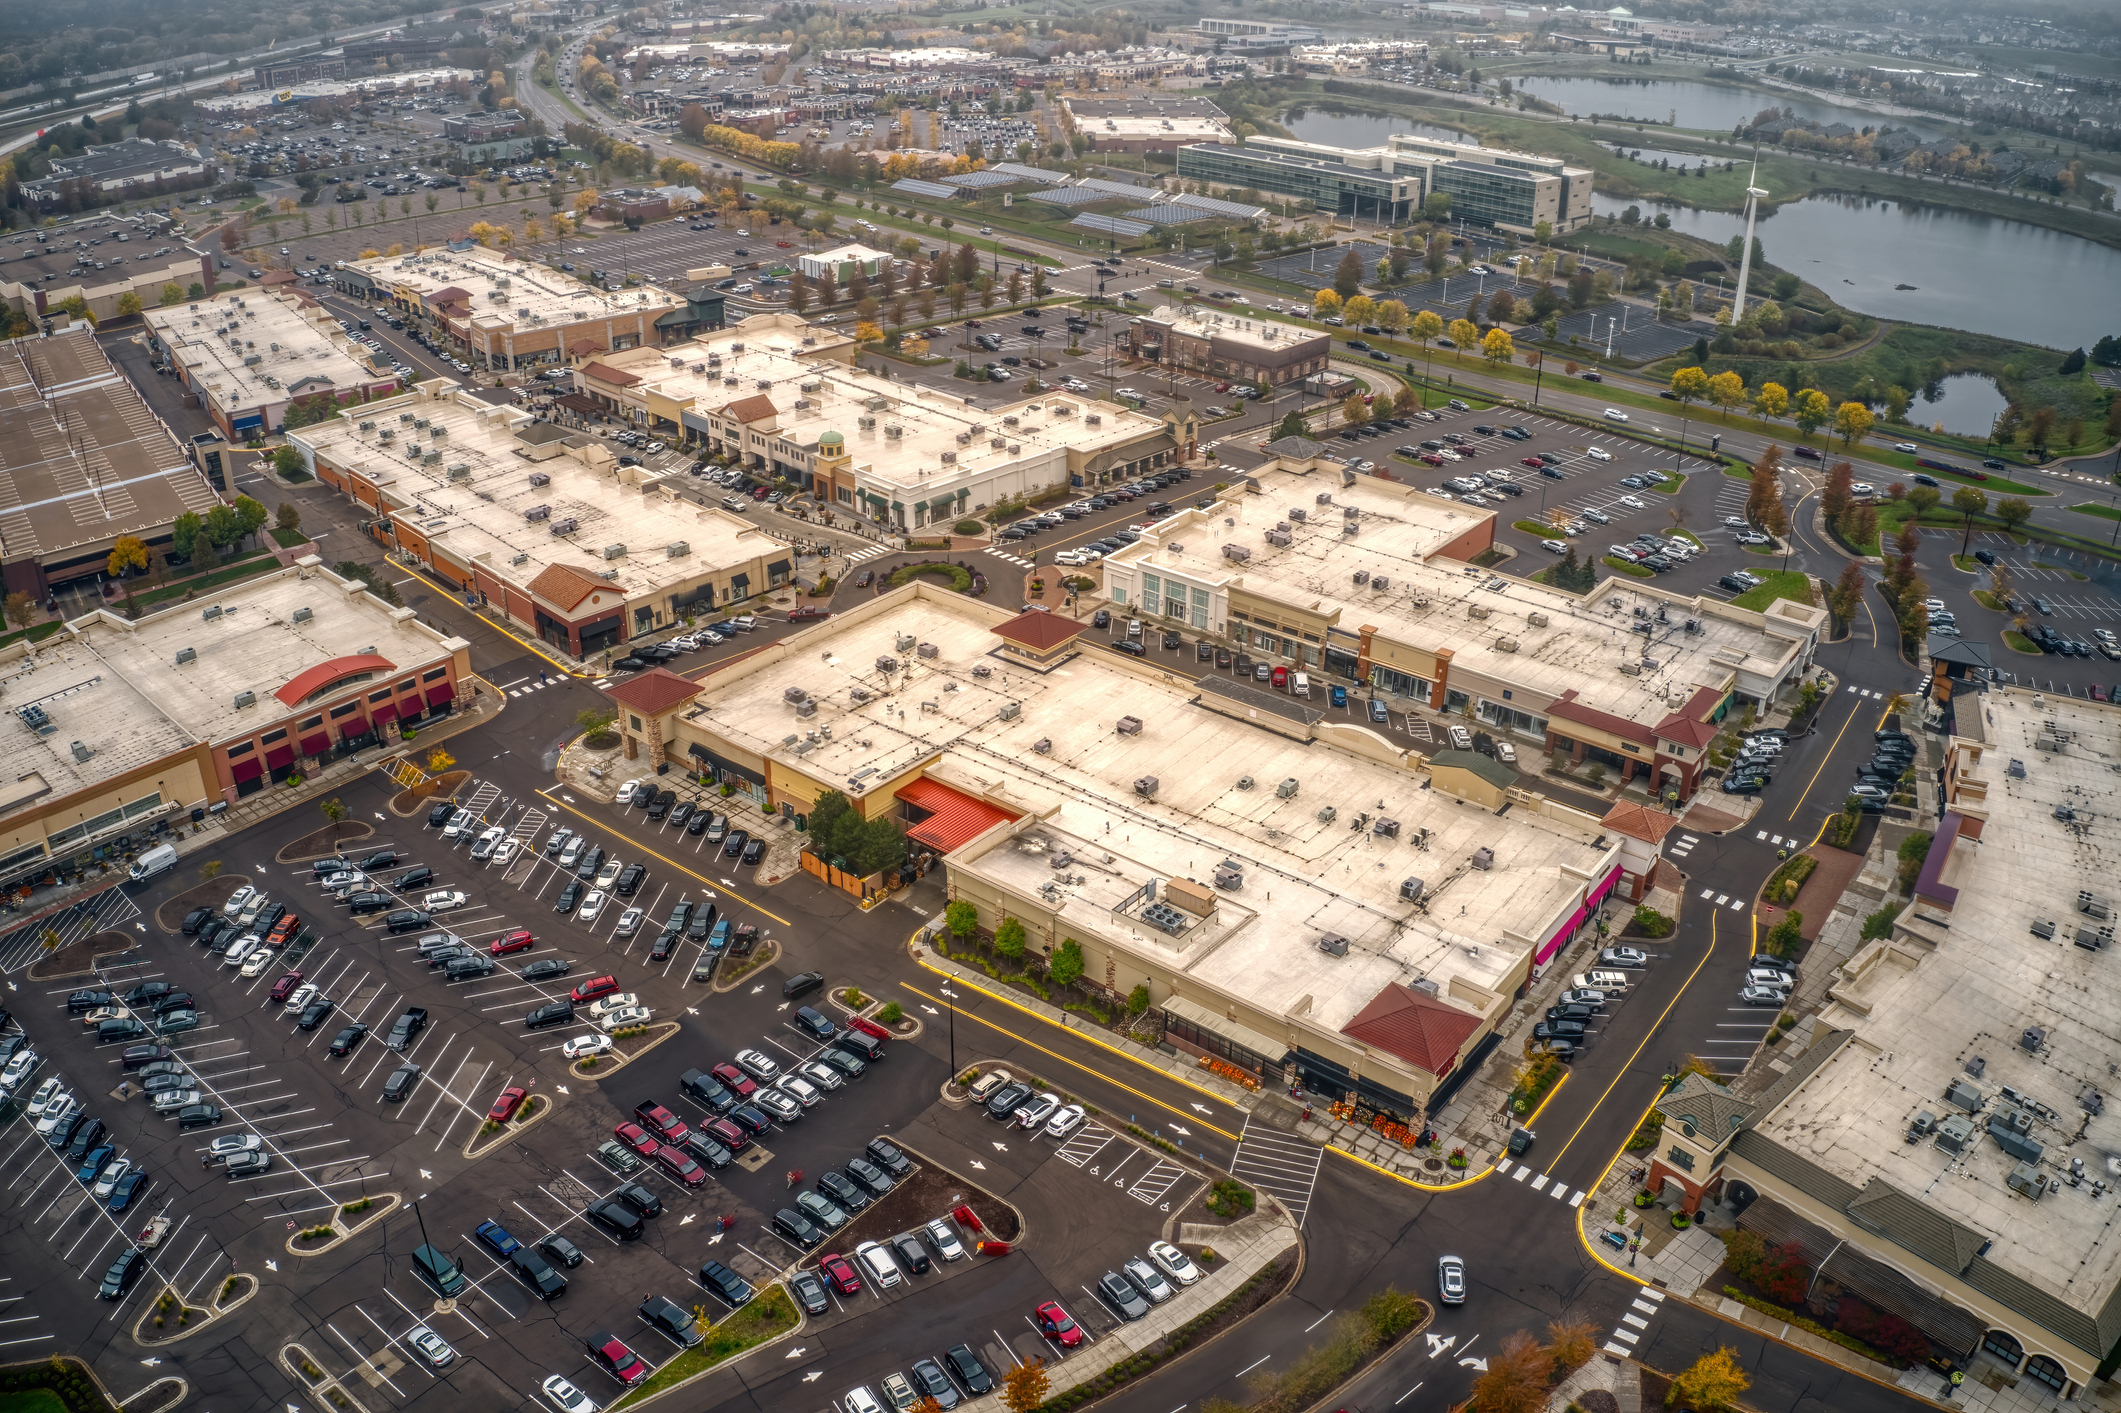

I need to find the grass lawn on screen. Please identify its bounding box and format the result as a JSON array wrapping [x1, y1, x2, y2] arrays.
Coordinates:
[[2003, 630, 2043, 654], [0, 1392, 73, 1413], [1664, 527, 1705, 549], [1513, 519, 1564, 536], [1729, 571, 1815, 612], [1950, 554, 1982, 571], [1742, 543, 1780, 555], [614, 1286, 798, 1408], [1651, 472, 1688, 494], [2071, 503, 2121, 523], [270, 526, 309, 547], [1602, 555, 1652, 577], [1973, 589, 2004, 609]]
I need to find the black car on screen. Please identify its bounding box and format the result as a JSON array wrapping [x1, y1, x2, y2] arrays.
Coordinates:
[[727, 1104, 773, 1136], [698, 1260, 756, 1308], [297, 998, 335, 1030], [792, 1006, 836, 1041], [892, 1231, 931, 1274], [66, 1119, 107, 1162], [346, 892, 391, 914], [427, 801, 457, 826], [98, 1018, 149, 1045], [686, 810, 713, 836], [845, 1155, 894, 1197], [395, 866, 435, 890], [328, 1023, 368, 1056], [383, 1063, 421, 1102], [512, 1246, 569, 1300], [99, 1248, 148, 1301], [772, 1207, 823, 1249], [613, 1181, 662, 1218], [682, 1131, 733, 1169], [526, 1000, 575, 1029], [384, 909, 431, 934], [781, 970, 825, 1000], [555, 881, 582, 913], [584, 1199, 645, 1240], [1534, 1018, 1587, 1041], [522, 958, 572, 982], [649, 931, 678, 962], [789, 1269, 829, 1316], [120, 1044, 174, 1071], [815, 1047, 867, 1080], [360, 849, 399, 871], [68, 989, 114, 1015], [817, 1169, 870, 1213], [944, 1344, 993, 1395], [722, 830, 749, 860], [865, 1136, 912, 1178], [181, 907, 214, 935], [151, 991, 195, 1016], [541, 1235, 584, 1269]]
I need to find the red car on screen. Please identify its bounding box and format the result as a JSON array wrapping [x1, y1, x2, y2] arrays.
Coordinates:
[[585, 1332, 648, 1387], [820, 1252, 861, 1294], [572, 974, 620, 1003], [269, 971, 305, 1004], [703, 1116, 750, 1153], [653, 1144, 707, 1187], [710, 1062, 756, 1096], [489, 1086, 528, 1122], [490, 929, 534, 956], [634, 1101, 689, 1144], [787, 606, 830, 621], [1036, 1300, 1083, 1348], [613, 1121, 659, 1158], [849, 1015, 891, 1043], [1520, 457, 1545, 469], [775, 239, 793, 248]]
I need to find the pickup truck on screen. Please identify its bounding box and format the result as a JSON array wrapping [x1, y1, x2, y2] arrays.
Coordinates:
[[384, 1008, 429, 1051]]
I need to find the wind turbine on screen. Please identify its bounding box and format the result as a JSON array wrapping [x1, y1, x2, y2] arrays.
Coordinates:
[[1732, 145, 1768, 322]]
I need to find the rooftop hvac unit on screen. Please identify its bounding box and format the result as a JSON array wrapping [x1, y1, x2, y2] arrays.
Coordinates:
[[1495, 637, 1520, 653], [2077, 925, 2112, 951], [1373, 817, 1401, 839], [379, 428, 396, 440], [1033, 738, 1052, 754], [69, 740, 93, 764], [400, 412, 415, 423], [862, 417, 879, 430], [917, 642, 939, 660], [414, 417, 430, 430], [1619, 661, 1643, 676], [1265, 529, 1291, 547], [1236, 776, 1255, 791], [666, 541, 690, 559], [1141, 901, 1192, 937], [291, 607, 313, 624], [525, 505, 550, 521], [1116, 716, 1143, 736], [1933, 1114, 1975, 1153], [1399, 876, 1426, 903], [1289, 508, 1308, 523], [2031, 919, 2056, 940], [1995, 1127, 2045, 1164], [359, 420, 376, 431], [529, 472, 550, 487], [2007, 1162, 2049, 1200], [1945, 1078, 1985, 1112], [999, 702, 1021, 721], [2023, 1026, 2048, 1053], [1353, 570, 1370, 586], [423, 451, 443, 465], [990, 436, 1006, 449], [511, 553, 529, 566], [1318, 805, 1338, 823], [602, 544, 627, 560], [895, 633, 917, 652], [849, 687, 872, 703], [551, 518, 579, 535], [971, 665, 992, 679], [2080, 891, 2111, 920], [201, 605, 223, 621], [2008, 759, 2027, 779], [1053, 403, 1074, 417], [173, 647, 196, 665], [232, 691, 256, 709], [1317, 932, 1349, 957], [1003, 415, 1019, 427], [1134, 775, 1159, 797], [885, 424, 904, 439], [1275, 777, 1298, 799], [940, 451, 957, 464], [448, 463, 471, 480], [1222, 545, 1251, 563], [1470, 846, 1495, 870], [784, 687, 810, 704], [1372, 576, 1390, 591], [875, 656, 899, 674], [1413, 593, 1431, 608], [1316, 492, 1332, 505], [1086, 414, 1102, 426], [1527, 612, 1549, 628], [794, 699, 817, 719], [1469, 603, 1491, 619], [1213, 863, 1243, 890]]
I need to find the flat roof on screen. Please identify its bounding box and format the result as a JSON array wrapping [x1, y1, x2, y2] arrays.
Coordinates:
[[1760, 688, 2121, 1322], [147, 290, 396, 416], [680, 589, 1614, 1034], [0, 217, 203, 307], [1135, 303, 1329, 354], [348, 247, 676, 334], [0, 329, 224, 566], [1108, 464, 1815, 726], [294, 384, 783, 596]]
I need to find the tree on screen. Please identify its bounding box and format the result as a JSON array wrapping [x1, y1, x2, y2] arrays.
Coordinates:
[[1481, 327, 1514, 368], [1312, 288, 1341, 318], [1332, 247, 1364, 300], [1952, 486, 1988, 551], [1340, 392, 1370, 428], [1000, 1357, 1049, 1413], [275, 502, 302, 534], [1907, 485, 1941, 519], [1668, 1347, 1751, 1412], [1048, 938, 1085, 987], [1822, 460, 1854, 526], [273, 446, 306, 478], [1828, 560, 1865, 631], [107, 535, 149, 578], [576, 705, 618, 742], [1995, 497, 2032, 534], [1792, 388, 1831, 439], [114, 291, 143, 318], [425, 747, 457, 774], [1466, 1330, 1549, 1413], [1706, 369, 1746, 421], [4, 591, 38, 630], [1833, 400, 1875, 449], [994, 916, 1027, 961], [1669, 364, 1710, 412], [1410, 309, 1443, 375], [1274, 409, 1310, 441], [320, 797, 348, 823], [1344, 294, 1376, 327], [170, 510, 203, 559], [944, 899, 979, 943], [1446, 317, 1478, 361], [1752, 380, 1789, 422]]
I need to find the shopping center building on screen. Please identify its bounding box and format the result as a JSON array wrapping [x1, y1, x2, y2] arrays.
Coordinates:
[[145, 289, 406, 441]]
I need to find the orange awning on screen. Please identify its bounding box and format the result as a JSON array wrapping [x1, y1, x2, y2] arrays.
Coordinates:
[[896, 777, 1020, 855]]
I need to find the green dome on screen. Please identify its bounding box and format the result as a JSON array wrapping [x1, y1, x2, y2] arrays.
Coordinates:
[[818, 429, 844, 448]]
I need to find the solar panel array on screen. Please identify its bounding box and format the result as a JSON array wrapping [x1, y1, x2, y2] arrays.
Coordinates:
[[990, 162, 1070, 183], [1122, 205, 1208, 226], [942, 169, 1020, 189], [1074, 177, 1163, 198], [1168, 191, 1268, 220], [1027, 186, 1106, 207], [890, 178, 961, 200], [1069, 212, 1153, 238]]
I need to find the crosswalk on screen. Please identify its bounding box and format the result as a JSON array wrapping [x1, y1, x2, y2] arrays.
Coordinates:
[[983, 545, 1036, 569], [1847, 686, 1892, 699], [1698, 888, 1752, 910], [1489, 1156, 1591, 1206], [506, 679, 559, 698], [843, 543, 891, 565], [1665, 832, 1700, 861], [1603, 1286, 1666, 1356], [1229, 1123, 1325, 1228], [1754, 829, 1802, 847]]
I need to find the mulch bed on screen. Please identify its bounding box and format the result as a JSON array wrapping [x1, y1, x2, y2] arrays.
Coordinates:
[[1768, 845, 1869, 944], [152, 875, 246, 933], [29, 930, 142, 980], [274, 820, 375, 864], [826, 1148, 1021, 1250], [1171, 1182, 1246, 1232], [1639, 1368, 1672, 1408], [389, 769, 472, 815]]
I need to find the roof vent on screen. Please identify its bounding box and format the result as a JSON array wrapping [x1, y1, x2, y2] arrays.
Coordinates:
[[529, 472, 550, 487], [1399, 876, 1425, 903], [1116, 715, 1143, 736], [998, 702, 1021, 721], [1213, 862, 1243, 890], [201, 605, 223, 621], [666, 541, 690, 558], [232, 691, 256, 709], [1353, 570, 1370, 586], [1945, 1078, 1985, 1112], [1371, 576, 1390, 591], [1134, 775, 1159, 797], [1527, 612, 1549, 628], [602, 544, 627, 560], [174, 647, 196, 665], [885, 424, 903, 439], [291, 607, 313, 624], [525, 504, 550, 522], [1275, 777, 1299, 799], [1470, 846, 1495, 871]]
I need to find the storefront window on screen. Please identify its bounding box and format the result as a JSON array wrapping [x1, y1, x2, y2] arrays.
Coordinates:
[[1479, 701, 1548, 737], [1165, 1015, 1277, 1076], [1370, 666, 1430, 699]]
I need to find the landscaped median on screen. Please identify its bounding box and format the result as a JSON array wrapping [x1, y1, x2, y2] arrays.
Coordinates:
[[1727, 570, 1816, 612], [613, 1285, 802, 1409]]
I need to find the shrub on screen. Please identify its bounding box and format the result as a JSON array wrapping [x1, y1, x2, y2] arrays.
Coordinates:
[[1632, 904, 1674, 937], [1754, 1240, 1811, 1304], [1860, 905, 1899, 940], [1896, 831, 1934, 894], [1127, 983, 1151, 1016], [1206, 1179, 1255, 1217], [1722, 1228, 1767, 1282], [1763, 852, 1818, 905], [876, 1001, 903, 1024], [1627, 1109, 1666, 1151], [844, 985, 866, 1007], [954, 518, 984, 535]]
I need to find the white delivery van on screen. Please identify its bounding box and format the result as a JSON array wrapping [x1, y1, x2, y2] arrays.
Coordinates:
[[129, 843, 178, 882], [1291, 672, 1311, 698]]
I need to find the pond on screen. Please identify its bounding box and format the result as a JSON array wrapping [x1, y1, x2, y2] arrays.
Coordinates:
[[1282, 106, 1471, 151], [1594, 192, 2121, 350], [1914, 374, 2013, 439], [1507, 74, 1955, 142]]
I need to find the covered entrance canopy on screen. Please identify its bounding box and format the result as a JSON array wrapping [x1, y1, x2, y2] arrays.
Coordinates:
[[897, 776, 1020, 855]]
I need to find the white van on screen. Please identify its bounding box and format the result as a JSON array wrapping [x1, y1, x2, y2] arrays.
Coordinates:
[[128, 842, 178, 883], [1291, 672, 1311, 698]]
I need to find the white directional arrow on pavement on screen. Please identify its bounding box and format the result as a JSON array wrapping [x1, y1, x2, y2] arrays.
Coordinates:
[[968, 1160, 986, 1170], [556, 1084, 569, 1095], [141, 1358, 160, 1367], [1190, 1102, 1212, 1114], [992, 1142, 1009, 1152], [265, 1259, 279, 1272], [750, 985, 765, 994], [1169, 1124, 1191, 1137], [707, 1233, 724, 1245], [776, 1002, 789, 1011], [801, 1372, 822, 1383], [1425, 1334, 1456, 1358], [940, 987, 957, 998], [375, 812, 386, 820], [1459, 1358, 1489, 1372], [679, 1213, 695, 1224], [420, 1169, 433, 1180], [686, 1006, 699, 1015], [255, 864, 267, 873], [784, 1348, 807, 1360], [920, 1004, 938, 1015], [136, 923, 145, 933], [562, 794, 575, 803]]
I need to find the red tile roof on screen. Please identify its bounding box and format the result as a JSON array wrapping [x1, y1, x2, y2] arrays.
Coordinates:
[[993, 608, 1082, 652], [718, 393, 779, 424], [602, 667, 703, 717], [1340, 983, 1484, 1077], [567, 337, 606, 357], [1655, 686, 1723, 749], [1599, 800, 1681, 846], [582, 360, 641, 387], [896, 776, 1021, 855], [525, 562, 615, 611]]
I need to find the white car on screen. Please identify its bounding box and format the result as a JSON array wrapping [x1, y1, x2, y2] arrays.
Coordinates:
[[321, 870, 365, 892], [92, 1158, 133, 1200], [599, 1005, 652, 1032], [775, 1073, 823, 1107], [614, 906, 645, 939], [1054, 549, 1102, 567], [492, 838, 519, 866], [561, 1033, 612, 1060], [925, 1217, 966, 1261], [239, 948, 276, 978], [1617, 495, 1646, 509], [799, 1060, 845, 1091], [1495, 741, 1517, 764], [734, 1048, 781, 1081], [1602, 408, 1630, 423], [1586, 446, 1612, 461], [1148, 1239, 1201, 1286], [35, 1097, 79, 1139], [1016, 1091, 1061, 1130], [1892, 441, 1918, 453], [585, 992, 639, 1020], [542, 1374, 599, 1413], [223, 933, 262, 967], [222, 884, 257, 917], [593, 859, 623, 890], [615, 780, 645, 805], [151, 1088, 202, 1113], [24, 1076, 63, 1118], [577, 889, 608, 923], [1044, 1103, 1086, 1139], [1851, 482, 1875, 496], [422, 890, 468, 913], [1541, 539, 1568, 554], [470, 826, 506, 859], [854, 1240, 902, 1290], [442, 809, 475, 839], [0, 1049, 38, 1092], [407, 1325, 456, 1369]]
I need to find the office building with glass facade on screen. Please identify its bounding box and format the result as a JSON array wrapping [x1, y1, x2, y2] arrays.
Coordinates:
[[1175, 141, 1424, 224]]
